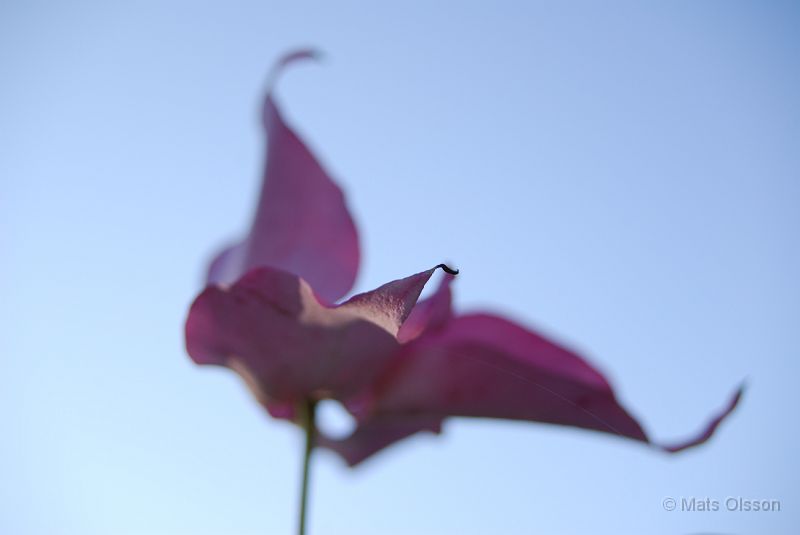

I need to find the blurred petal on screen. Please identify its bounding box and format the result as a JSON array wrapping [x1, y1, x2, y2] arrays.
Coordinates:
[[317, 415, 442, 467], [318, 271, 455, 461], [186, 267, 396, 405], [185, 265, 447, 408], [330, 313, 741, 465], [660, 384, 744, 453], [372, 314, 646, 433], [207, 49, 359, 303]]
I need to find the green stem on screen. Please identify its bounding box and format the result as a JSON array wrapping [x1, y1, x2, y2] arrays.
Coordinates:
[[297, 399, 317, 535]]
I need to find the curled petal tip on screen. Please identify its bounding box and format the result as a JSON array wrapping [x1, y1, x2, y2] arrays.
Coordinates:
[[277, 48, 322, 67], [265, 49, 324, 96], [436, 264, 459, 275], [660, 382, 745, 453]]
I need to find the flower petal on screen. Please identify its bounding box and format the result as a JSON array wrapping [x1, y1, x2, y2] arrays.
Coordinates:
[[186, 267, 397, 406], [316, 271, 456, 458], [337, 264, 456, 337], [207, 49, 359, 303], [660, 384, 744, 453], [371, 314, 646, 432], [397, 273, 455, 343], [317, 415, 442, 467], [328, 313, 741, 465], [185, 265, 449, 409]]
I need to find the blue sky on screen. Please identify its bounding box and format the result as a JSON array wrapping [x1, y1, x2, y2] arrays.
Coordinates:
[[2, 2, 798, 534]]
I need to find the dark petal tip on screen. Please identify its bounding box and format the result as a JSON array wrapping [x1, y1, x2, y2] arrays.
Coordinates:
[[436, 264, 459, 275]]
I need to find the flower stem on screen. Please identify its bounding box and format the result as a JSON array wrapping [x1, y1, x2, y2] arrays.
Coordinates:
[[297, 399, 317, 535]]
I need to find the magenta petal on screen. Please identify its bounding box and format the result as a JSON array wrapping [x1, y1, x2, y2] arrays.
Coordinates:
[[322, 312, 742, 465], [207, 50, 359, 303], [186, 267, 398, 406], [366, 314, 740, 451], [318, 270, 454, 460], [338, 265, 454, 337], [185, 265, 448, 409], [397, 273, 455, 343], [317, 416, 442, 467], [371, 313, 647, 436], [660, 384, 744, 453]]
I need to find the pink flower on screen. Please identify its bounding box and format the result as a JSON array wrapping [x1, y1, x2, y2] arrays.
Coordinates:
[[185, 50, 742, 468], [318, 273, 742, 465]]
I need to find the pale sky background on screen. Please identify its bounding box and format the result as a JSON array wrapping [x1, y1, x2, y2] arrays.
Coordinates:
[[2, 2, 798, 534]]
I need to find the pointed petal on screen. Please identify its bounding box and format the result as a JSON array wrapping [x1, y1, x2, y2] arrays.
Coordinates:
[[338, 264, 457, 337], [360, 314, 740, 456], [207, 49, 359, 303], [397, 273, 455, 343]]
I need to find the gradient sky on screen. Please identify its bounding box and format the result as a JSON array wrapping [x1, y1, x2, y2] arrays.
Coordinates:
[[2, 2, 798, 534]]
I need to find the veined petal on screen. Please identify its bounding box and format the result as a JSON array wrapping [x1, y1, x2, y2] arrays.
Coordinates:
[[325, 313, 741, 465], [207, 49, 359, 303], [338, 264, 457, 337], [374, 314, 636, 430]]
